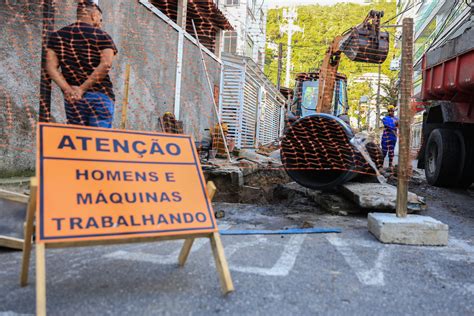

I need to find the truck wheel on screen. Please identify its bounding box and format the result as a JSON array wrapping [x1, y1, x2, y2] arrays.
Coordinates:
[[458, 132, 474, 189], [424, 129, 464, 187]]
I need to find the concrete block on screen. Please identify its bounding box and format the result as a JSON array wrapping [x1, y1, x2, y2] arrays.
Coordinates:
[[368, 213, 449, 246], [341, 183, 426, 212]]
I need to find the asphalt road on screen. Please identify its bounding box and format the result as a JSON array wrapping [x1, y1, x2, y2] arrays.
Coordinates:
[[0, 185, 473, 315]]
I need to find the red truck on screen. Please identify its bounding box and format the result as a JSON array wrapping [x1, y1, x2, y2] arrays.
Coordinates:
[[417, 27, 474, 188]]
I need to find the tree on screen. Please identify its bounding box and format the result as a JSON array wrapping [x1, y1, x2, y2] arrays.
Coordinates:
[[380, 76, 399, 109]]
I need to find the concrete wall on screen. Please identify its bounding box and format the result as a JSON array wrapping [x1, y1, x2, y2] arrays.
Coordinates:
[[0, 0, 221, 175], [0, 1, 43, 176], [180, 40, 219, 141]]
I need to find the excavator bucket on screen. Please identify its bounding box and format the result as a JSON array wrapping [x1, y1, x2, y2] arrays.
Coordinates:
[[339, 10, 389, 64]]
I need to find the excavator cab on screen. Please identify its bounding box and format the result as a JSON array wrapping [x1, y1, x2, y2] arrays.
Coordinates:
[[339, 10, 389, 64], [290, 72, 349, 118]]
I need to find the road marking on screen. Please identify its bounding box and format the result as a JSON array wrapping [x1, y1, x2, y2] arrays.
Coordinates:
[[103, 228, 306, 277], [426, 260, 474, 296], [326, 235, 387, 286], [449, 238, 474, 256], [104, 225, 231, 264], [104, 238, 208, 264], [227, 234, 306, 277]]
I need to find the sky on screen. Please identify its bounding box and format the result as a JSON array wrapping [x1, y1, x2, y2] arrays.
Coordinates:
[[266, 0, 369, 8]]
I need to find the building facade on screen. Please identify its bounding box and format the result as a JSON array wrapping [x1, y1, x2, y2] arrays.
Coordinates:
[[0, 0, 231, 175], [397, 0, 472, 97], [220, 53, 286, 148], [396, 0, 472, 150], [218, 0, 268, 69]]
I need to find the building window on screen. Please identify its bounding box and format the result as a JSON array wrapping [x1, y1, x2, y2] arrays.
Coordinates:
[[223, 31, 238, 53], [246, 36, 254, 58], [247, 0, 255, 11], [226, 0, 239, 5]]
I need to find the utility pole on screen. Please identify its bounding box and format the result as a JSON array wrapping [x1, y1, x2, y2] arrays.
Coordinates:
[[357, 100, 362, 130], [376, 63, 382, 130], [396, 18, 414, 218], [366, 102, 371, 131], [177, 0, 188, 29], [281, 7, 301, 87], [277, 43, 283, 90]]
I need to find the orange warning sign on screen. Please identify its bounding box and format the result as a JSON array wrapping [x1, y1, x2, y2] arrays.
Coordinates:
[[36, 123, 217, 243]]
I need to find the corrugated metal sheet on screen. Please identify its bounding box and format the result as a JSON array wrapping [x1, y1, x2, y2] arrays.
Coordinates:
[[221, 54, 286, 149], [242, 69, 259, 147], [257, 90, 281, 145], [221, 61, 244, 147]]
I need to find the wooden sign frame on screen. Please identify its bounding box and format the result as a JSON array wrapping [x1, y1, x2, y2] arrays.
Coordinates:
[[20, 178, 233, 316], [0, 188, 30, 250], [0, 189, 29, 250]]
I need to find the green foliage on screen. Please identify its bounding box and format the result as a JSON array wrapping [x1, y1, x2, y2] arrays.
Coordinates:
[[347, 81, 373, 126], [265, 0, 399, 115], [380, 76, 399, 108]]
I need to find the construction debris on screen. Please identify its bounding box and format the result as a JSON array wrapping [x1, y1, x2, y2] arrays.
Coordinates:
[[256, 140, 280, 156], [273, 182, 360, 215]]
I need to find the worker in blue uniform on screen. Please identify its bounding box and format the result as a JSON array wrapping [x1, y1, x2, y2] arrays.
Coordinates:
[[381, 105, 399, 170]]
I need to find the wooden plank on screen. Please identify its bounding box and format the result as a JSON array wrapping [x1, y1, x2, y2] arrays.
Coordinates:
[[206, 181, 217, 201], [36, 243, 46, 316], [0, 196, 27, 250], [20, 177, 37, 286], [44, 233, 212, 249], [0, 189, 29, 204], [210, 232, 234, 295], [0, 236, 23, 250], [120, 64, 131, 129], [178, 238, 195, 266], [396, 18, 414, 218]]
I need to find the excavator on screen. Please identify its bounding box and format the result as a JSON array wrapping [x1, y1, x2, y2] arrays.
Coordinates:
[[281, 10, 390, 190]]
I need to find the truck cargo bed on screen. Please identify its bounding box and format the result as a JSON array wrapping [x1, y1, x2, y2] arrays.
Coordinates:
[[422, 27, 474, 103]]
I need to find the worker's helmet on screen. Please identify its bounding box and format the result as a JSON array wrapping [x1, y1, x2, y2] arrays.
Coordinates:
[[387, 105, 395, 111]]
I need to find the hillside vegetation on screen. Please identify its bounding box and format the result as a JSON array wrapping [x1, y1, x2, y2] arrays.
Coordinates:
[[265, 0, 398, 109]]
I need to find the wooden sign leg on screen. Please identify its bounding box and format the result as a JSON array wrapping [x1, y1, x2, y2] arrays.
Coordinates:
[[210, 232, 234, 295], [178, 238, 195, 266], [20, 178, 37, 287], [178, 181, 217, 266], [36, 243, 47, 316]]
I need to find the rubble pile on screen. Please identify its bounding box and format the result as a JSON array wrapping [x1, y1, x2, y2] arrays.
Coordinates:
[[202, 149, 427, 215]]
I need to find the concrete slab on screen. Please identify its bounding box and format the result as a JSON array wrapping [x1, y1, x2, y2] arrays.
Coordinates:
[[368, 213, 449, 246], [273, 182, 360, 215], [312, 192, 361, 215], [341, 182, 425, 212]]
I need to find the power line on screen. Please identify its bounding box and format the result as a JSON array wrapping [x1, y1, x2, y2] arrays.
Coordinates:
[[381, 0, 425, 25], [412, 0, 464, 67]]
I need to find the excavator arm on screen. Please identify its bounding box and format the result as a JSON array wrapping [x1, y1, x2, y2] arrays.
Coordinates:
[[317, 10, 389, 114], [317, 36, 344, 114]]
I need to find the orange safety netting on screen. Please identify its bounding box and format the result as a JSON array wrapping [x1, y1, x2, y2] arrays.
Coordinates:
[[0, 1, 409, 189]]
